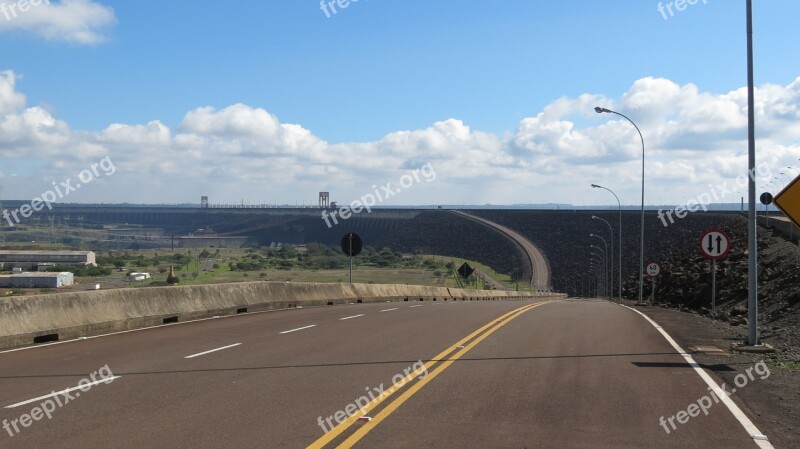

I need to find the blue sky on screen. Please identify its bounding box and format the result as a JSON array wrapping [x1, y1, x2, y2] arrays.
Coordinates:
[[1, 0, 799, 207]]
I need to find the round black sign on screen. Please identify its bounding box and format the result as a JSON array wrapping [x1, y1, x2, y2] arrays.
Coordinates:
[[340, 233, 363, 257], [760, 192, 773, 205]]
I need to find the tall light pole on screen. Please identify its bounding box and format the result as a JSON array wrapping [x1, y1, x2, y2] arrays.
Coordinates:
[[591, 185, 622, 301], [591, 215, 615, 300], [595, 106, 645, 305], [590, 234, 609, 298], [588, 268, 600, 298], [590, 246, 607, 297], [745, 0, 760, 346]]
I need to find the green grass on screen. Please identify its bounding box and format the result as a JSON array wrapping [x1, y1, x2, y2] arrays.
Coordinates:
[[2, 244, 513, 293], [422, 255, 530, 291]]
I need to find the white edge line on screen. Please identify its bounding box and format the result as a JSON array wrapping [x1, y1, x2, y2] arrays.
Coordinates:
[[184, 343, 242, 359], [380, 308, 399, 312], [409, 305, 424, 308], [339, 314, 365, 321], [279, 325, 316, 334], [5, 376, 122, 409], [618, 303, 774, 449]]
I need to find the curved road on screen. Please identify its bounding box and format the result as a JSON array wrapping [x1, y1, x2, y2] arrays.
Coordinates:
[[452, 210, 551, 290]]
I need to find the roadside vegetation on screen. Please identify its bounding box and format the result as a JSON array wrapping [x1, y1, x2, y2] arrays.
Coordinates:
[[0, 244, 510, 294]]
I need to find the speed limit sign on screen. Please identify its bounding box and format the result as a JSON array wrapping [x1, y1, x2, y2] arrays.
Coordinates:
[[645, 262, 661, 277]]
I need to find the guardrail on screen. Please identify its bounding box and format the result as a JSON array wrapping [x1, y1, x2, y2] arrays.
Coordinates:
[[0, 282, 565, 350]]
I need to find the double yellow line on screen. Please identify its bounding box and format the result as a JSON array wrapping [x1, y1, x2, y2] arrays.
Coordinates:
[[307, 300, 552, 449]]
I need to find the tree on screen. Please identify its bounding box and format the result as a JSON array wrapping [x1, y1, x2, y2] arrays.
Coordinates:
[[166, 265, 180, 285]]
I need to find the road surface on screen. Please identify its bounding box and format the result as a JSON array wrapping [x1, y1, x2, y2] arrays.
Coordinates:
[[452, 211, 551, 290], [0, 299, 773, 448]]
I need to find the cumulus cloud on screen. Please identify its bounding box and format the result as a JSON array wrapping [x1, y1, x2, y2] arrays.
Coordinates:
[[1, 70, 799, 206], [0, 0, 116, 44]]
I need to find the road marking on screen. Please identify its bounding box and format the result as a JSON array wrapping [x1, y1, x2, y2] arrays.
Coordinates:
[[409, 305, 423, 308], [379, 308, 398, 312], [619, 304, 774, 449], [339, 314, 365, 321], [0, 302, 310, 355], [280, 325, 317, 334], [5, 377, 121, 409], [306, 300, 553, 448], [184, 343, 242, 359]]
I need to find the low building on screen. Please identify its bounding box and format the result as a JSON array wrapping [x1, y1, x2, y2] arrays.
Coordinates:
[[0, 272, 74, 288], [0, 251, 96, 269]]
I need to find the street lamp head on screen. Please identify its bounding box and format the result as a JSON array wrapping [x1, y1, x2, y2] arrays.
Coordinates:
[[591, 184, 602, 188], [594, 107, 609, 114]]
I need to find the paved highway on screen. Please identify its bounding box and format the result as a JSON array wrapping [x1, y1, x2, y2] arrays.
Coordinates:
[[452, 211, 551, 290], [0, 299, 772, 448]]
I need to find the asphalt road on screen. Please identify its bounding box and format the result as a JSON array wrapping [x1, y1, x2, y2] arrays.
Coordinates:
[[452, 211, 551, 290], [0, 298, 773, 448]]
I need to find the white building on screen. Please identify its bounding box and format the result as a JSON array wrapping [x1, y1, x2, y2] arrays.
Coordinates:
[[0, 251, 96, 269], [0, 272, 75, 288]]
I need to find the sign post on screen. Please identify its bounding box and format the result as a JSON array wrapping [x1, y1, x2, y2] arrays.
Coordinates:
[[645, 262, 660, 305], [340, 233, 363, 284], [699, 229, 732, 315]]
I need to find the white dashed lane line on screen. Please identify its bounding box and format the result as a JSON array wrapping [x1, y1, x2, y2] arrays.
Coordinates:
[[279, 325, 317, 334], [184, 343, 242, 359], [5, 377, 121, 409]]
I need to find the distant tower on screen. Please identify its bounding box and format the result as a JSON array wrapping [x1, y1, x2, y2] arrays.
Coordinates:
[[201, 196, 209, 208], [319, 192, 330, 208]]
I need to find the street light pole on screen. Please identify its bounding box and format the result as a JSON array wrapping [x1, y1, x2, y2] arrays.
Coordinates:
[[590, 234, 609, 298], [745, 0, 759, 346], [591, 216, 615, 299], [590, 246, 606, 297], [591, 185, 622, 301], [589, 267, 601, 298], [595, 107, 645, 305]]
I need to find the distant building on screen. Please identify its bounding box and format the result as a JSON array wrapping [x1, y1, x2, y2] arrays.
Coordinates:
[[0, 272, 74, 288], [0, 251, 96, 269]]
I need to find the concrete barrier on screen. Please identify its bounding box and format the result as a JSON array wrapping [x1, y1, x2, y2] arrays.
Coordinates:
[[0, 282, 563, 350]]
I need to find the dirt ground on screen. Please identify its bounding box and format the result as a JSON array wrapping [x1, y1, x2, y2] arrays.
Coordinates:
[[627, 300, 799, 448]]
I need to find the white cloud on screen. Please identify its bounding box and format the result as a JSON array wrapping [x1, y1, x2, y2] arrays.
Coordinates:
[[1, 70, 799, 206], [0, 71, 25, 114], [0, 0, 116, 44]]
